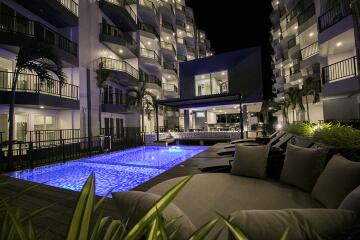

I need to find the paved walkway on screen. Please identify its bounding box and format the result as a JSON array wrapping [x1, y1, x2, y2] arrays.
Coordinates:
[[0, 143, 231, 239]]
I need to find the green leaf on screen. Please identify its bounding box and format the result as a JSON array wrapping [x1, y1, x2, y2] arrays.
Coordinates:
[[2, 201, 28, 240], [279, 228, 289, 240], [124, 175, 193, 240], [103, 220, 124, 240], [147, 218, 160, 240], [218, 213, 248, 240], [187, 218, 219, 240]]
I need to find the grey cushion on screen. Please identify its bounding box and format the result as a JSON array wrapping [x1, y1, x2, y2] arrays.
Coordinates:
[[112, 191, 196, 240], [339, 185, 360, 217], [231, 144, 270, 179], [229, 209, 357, 240], [312, 154, 360, 208], [280, 144, 327, 192]]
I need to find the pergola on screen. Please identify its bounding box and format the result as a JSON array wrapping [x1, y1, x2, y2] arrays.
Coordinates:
[[154, 93, 245, 141]]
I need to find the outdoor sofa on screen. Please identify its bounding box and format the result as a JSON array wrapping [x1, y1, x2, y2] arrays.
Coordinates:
[[112, 143, 360, 240]]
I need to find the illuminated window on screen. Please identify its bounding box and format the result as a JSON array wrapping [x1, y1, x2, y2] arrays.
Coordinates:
[[194, 70, 228, 96]]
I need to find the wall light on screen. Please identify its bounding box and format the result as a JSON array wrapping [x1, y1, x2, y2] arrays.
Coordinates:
[[336, 41, 343, 47], [221, 71, 226, 76], [40, 106, 45, 109], [147, 41, 151, 45], [309, 32, 314, 37], [119, 49, 124, 54]]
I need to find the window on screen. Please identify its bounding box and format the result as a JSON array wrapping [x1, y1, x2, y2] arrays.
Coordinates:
[[33, 115, 55, 131], [195, 70, 228, 96]]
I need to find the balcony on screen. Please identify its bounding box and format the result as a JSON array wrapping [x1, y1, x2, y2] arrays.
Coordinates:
[[176, 19, 186, 30], [322, 56, 357, 83], [318, 0, 350, 32], [161, 20, 175, 33], [138, 22, 160, 38], [138, 0, 160, 26], [175, 3, 185, 12], [0, 71, 79, 109], [97, 57, 139, 86], [100, 22, 137, 58], [163, 62, 178, 74], [163, 83, 178, 97], [13, 0, 78, 27], [297, 3, 315, 26], [177, 54, 187, 61], [98, 0, 138, 31], [0, 14, 78, 66], [140, 48, 161, 64], [139, 70, 162, 87], [300, 42, 319, 60], [101, 92, 128, 114], [158, 0, 175, 15], [161, 41, 176, 55]]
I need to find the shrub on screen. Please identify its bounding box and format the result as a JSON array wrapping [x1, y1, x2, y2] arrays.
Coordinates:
[[313, 125, 360, 149], [284, 123, 313, 138]]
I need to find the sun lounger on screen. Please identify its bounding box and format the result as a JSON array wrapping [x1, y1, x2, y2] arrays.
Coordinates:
[[224, 131, 285, 149]]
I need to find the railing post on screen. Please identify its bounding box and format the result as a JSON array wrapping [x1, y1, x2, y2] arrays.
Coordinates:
[[29, 142, 34, 169]]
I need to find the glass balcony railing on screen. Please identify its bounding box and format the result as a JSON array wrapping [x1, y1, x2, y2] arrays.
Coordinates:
[[161, 21, 175, 32], [98, 57, 139, 79], [297, 3, 315, 25], [140, 48, 161, 63], [57, 0, 79, 16], [0, 71, 79, 99], [163, 62, 177, 73], [139, 70, 162, 87], [139, 0, 159, 17], [160, 41, 176, 53], [0, 14, 78, 56], [319, 0, 350, 32], [162, 83, 178, 93], [300, 42, 319, 60], [322, 56, 357, 83], [101, 0, 137, 23], [176, 19, 186, 29], [159, 0, 175, 14], [100, 22, 137, 54], [138, 22, 159, 38]]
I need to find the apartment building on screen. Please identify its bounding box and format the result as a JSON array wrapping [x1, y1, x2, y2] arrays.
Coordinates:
[[271, 0, 360, 124], [0, 0, 212, 143]]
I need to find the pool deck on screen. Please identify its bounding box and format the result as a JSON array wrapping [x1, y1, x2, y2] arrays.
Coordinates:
[[0, 143, 230, 239]]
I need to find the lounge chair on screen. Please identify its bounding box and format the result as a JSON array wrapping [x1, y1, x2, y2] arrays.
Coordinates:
[[223, 130, 285, 149], [230, 130, 282, 145], [216, 133, 294, 156]]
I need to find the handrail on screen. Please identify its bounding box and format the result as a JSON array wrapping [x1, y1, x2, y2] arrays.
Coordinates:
[[57, 0, 79, 16], [139, 0, 159, 17], [0, 14, 78, 56], [300, 41, 318, 60], [297, 3, 315, 25], [101, 0, 137, 22], [0, 71, 79, 99], [163, 62, 177, 72], [140, 48, 161, 63], [98, 57, 139, 79], [100, 22, 137, 53], [318, 0, 350, 32], [138, 22, 159, 38], [322, 56, 357, 83], [162, 83, 178, 93], [161, 20, 175, 32], [139, 70, 162, 87], [176, 19, 186, 28], [160, 41, 176, 53]]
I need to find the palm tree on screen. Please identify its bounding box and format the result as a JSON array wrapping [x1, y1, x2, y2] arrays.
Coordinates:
[[302, 77, 320, 122], [286, 87, 304, 123], [127, 82, 156, 133], [279, 98, 291, 124], [95, 62, 112, 132], [7, 41, 65, 169], [143, 93, 157, 132], [261, 99, 280, 124]]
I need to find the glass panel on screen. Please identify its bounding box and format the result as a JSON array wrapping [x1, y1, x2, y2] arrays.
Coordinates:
[[194, 73, 211, 96], [194, 70, 228, 96], [15, 114, 28, 141]]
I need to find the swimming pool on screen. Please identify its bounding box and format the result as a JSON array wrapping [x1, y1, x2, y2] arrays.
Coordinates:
[[7, 146, 207, 196]]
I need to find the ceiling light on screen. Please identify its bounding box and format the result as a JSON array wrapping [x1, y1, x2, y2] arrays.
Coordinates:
[[278, 32, 281, 36], [276, 1, 279, 4], [212, 108, 216, 111], [200, 34, 203, 38], [166, 36, 169, 40], [233, 106, 237, 109], [336, 41, 343, 47], [294, 25, 298, 30], [309, 32, 314, 37], [201, 75, 205, 79], [186, 26, 189, 30], [167, 75, 171, 79], [119, 49, 123, 54], [40, 106, 44, 109], [224, 112, 227, 114], [221, 71, 226, 76], [147, 41, 151, 45]]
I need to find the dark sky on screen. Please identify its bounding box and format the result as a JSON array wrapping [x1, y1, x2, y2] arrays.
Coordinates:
[[185, 1, 274, 99]]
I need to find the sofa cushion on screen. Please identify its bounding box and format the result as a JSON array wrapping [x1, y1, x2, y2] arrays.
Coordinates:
[[148, 173, 324, 229], [312, 154, 360, 208], [231, 144, 270, 179], [280, 144, 327, 192], [228, 209, 357, 240], [339, 185, 360, 217], [112, 191, 196, 240]]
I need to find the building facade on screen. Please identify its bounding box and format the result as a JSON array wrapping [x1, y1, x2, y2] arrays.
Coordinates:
[[271, 0, 360, 124], [0, 0, 213, 143]]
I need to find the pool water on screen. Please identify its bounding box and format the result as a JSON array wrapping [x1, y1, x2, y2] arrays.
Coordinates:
[[7, 146, 207, 196]]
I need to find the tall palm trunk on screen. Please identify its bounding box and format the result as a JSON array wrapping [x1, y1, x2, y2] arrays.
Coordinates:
[[305, 95, 310, 123], [99, 91, 102, 134], [292, 108, 295, 123], [7, 71, 19, 170], [141, 105, 145, 133]]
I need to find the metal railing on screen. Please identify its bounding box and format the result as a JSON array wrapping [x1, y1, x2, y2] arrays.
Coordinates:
[[162, 83, 178, 93], [0, 14, 78, 56], [100, 23, 137, 53], [57, 0, 79, 16], [140, 48, 161, 63], [102, 0, 137, 22], [0, 71, 79, 99], [176, 19, 186, 29], [319, 0, 350, 32], [161, 41, 176, 53], [161, 21, 175, 32], [287, 37, 297, 49], [322, 56, 357, 83], [163, 62, 177, 73], [97, 57, 139, 79], [138, 22, 159, 38], [139, 0, 159, 17], [177, 54, 187, 61], [102, 92, 125, 105], [175, 3, 185, 11], [300, 42, 319, 60], [139, 70, 162, 87], [159, 0, 175, 14], [297, 3, 315, 25]]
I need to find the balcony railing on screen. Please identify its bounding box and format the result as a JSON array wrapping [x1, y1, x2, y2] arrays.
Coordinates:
[[162, 83, 178, 93], [177, 54, 187, 61], [140, 48, 161, 63], [161, 21, 175, 32], [176, 3, 185, 11], [159, 0, 175, 14], [100, 22, 137, 53], [57, 0, 79, 16], [160, 41, 176, 53], [176, 19, 186, 29], [98, 57, 139, 79], [102, 92, 125, 105], [0, 71, 79, 100], [297, 3, 315, 25], [139, 70, 162, 87], [287, 37, 297, 49], [0, 14, 78, 56], [139, 0, 159, 17], [186, 16, 194, 23], [322, 56, 357, 83], [163, 62, 177, 73], [138, 22, 159, 38], [300, 42, 319, 60], [318, 0, 350, 32], [102, 0, 137, 23]]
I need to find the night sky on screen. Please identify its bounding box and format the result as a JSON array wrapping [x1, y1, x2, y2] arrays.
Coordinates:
[[185, 1, 274, 99]]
